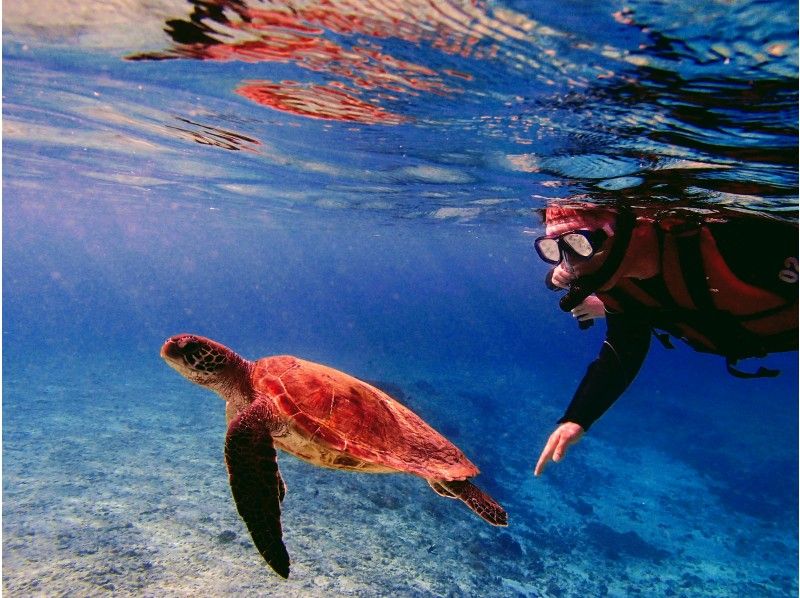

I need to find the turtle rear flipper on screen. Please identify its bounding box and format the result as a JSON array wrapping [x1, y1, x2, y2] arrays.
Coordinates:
[[429, 480, 508, 527], [225, 400, 291, 578]]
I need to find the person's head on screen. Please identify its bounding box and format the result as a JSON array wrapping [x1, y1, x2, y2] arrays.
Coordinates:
[[535, 203, 618, 278]]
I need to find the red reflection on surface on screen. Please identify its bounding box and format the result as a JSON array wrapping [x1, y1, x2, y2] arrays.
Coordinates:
[[160, 33, 344, 66], [127, 1, 522, 123], [235, 81, 406, 125]]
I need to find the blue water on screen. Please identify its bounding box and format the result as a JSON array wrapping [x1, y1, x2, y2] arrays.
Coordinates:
[[4, 0, 798, 596]]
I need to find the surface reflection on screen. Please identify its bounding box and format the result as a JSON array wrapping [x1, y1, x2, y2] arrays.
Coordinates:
[[128, 0, 551, 124], [122, 0, 798, 216], [234, 81, 407, 124], [167, 116, 263, 151], [4, 0, 796, 223]]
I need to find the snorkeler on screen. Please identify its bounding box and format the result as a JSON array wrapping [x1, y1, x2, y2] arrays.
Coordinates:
[[532, 203, 798, 475]]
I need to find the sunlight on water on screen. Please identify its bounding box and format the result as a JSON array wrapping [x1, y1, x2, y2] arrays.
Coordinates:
[[3, 0, 798, 596], [6, 0, 798, 220]]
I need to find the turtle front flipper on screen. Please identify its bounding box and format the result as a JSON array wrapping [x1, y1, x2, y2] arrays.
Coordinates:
[[277, 471, 287, 503], [225, 400, 291, 578], [428, 480, 508, 527]]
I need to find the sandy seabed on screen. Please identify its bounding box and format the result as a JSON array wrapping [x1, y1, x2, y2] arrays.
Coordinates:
[[3, 353, 796, 597]]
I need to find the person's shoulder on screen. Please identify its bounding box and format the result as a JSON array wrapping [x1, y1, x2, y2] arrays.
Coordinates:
[[705, 216, 797, 297]]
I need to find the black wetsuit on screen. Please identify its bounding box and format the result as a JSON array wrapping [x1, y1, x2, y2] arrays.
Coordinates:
[[557, 312, 651, 430], [554, 213, 797, 431]]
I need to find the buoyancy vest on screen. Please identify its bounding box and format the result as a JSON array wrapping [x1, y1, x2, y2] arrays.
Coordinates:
[[596, 213, 798, 376]]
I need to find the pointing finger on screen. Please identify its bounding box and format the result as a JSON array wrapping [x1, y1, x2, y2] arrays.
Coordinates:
[[534, 444, 552, 476]]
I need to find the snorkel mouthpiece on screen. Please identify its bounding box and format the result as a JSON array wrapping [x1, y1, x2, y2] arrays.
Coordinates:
[[544, 267, 561, 291]]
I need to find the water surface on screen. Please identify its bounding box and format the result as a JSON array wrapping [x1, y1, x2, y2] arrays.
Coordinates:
[[4, 0, 798, 596]]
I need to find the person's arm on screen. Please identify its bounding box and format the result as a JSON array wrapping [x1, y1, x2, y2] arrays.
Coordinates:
[[534, 312, 651, 475]]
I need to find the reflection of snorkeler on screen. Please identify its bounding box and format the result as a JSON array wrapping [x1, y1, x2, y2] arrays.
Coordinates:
[[532, 203, 799, 475]]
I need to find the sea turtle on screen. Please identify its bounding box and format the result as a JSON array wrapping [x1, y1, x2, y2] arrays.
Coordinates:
[[160, 333, 508, 578]]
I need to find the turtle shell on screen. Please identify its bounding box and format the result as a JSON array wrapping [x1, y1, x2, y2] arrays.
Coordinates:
[[252, 356, 478, 481]]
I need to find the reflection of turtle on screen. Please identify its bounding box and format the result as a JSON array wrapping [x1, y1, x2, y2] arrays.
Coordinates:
[[161, 334, 508, 578]]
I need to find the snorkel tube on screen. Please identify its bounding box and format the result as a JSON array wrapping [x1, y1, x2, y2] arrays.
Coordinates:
[[545, 268, 594, 329], [548, 207, 636, 329], [544, 269, 596, 329]]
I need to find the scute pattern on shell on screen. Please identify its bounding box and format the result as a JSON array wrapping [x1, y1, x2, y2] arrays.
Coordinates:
[[253, 355, 479, 480]]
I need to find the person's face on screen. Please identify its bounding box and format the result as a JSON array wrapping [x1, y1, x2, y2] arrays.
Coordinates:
[[543, 220, 614, 280]]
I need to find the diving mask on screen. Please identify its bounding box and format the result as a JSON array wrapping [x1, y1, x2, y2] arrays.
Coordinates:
[[534, 228, 609, 265]]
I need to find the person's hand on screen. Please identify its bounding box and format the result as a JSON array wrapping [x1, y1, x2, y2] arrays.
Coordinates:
[[548, 264, 575, 289], [534, 422, 584, 476], [571, 295, 606, 322]]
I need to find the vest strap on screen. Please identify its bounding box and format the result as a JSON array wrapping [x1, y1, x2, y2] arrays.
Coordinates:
[[653, 332, 675, 349], [672, 225, 714, 311], [726, 358, 780, 379]]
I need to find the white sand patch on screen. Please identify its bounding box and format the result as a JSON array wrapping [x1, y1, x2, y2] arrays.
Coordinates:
[[431, 207, 482, 220]]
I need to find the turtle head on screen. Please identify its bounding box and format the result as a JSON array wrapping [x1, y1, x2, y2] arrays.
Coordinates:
[[161, 334, 246, 390]]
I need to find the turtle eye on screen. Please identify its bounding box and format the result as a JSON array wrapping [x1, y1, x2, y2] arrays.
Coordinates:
[[182, 341, 202, 356]]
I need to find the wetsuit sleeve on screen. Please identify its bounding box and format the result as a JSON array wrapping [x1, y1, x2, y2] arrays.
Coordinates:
[[557, 312, 651, 430]]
